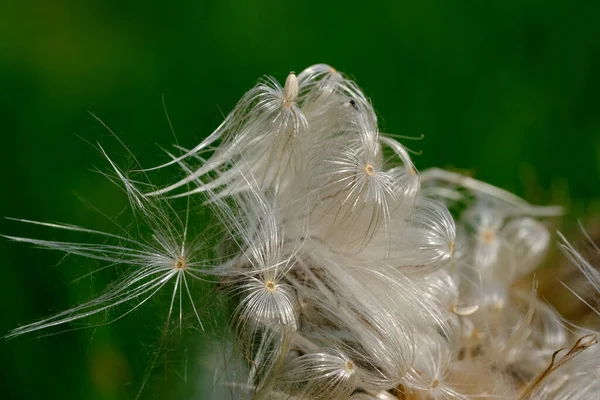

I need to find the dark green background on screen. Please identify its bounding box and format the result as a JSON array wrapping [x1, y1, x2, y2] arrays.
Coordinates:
[[1, 1, 600, 399]]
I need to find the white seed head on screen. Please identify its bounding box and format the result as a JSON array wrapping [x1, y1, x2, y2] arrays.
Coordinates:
[[4, 64, 586, 400]]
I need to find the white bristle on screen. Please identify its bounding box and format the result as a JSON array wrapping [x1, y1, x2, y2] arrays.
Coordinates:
[[5, 64, 599, 400]]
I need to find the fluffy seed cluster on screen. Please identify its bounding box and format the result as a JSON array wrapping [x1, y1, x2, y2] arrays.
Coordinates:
[[5, 64, 600, 399]]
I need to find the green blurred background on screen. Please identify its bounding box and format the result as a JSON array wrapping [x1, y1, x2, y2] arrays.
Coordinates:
[[1, 0, 600, 399]]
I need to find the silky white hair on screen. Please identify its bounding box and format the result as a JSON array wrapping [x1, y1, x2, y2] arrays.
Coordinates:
[[5, 64, 600, 400]]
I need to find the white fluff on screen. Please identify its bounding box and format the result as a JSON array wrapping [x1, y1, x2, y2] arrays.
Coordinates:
[[5, 64, 599, 400]]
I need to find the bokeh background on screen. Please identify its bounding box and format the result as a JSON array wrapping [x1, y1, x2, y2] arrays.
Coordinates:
[[1, 0, 600, 399]]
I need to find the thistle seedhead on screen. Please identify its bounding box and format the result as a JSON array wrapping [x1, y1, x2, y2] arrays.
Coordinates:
[[4, 64, 599, 400]]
